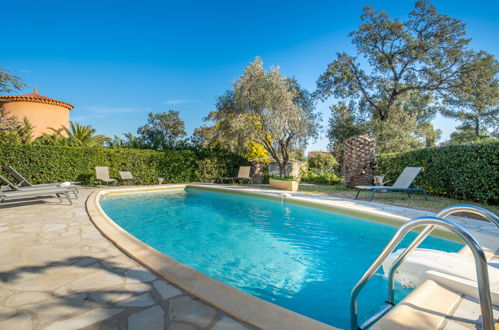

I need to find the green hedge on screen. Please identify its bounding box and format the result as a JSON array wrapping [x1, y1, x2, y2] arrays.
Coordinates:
[[377, 142, 499, 204], [0, 145, 246, 185]]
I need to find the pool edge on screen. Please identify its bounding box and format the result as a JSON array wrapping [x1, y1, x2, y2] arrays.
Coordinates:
[[86, 185, 337, 330]]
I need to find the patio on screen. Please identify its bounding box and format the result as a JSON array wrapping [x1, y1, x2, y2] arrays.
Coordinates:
[[0, 188, 252, 330], [0, 185, 497, 329]]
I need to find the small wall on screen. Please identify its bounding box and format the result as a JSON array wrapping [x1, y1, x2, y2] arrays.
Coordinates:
[[269, 179, 298, 191]]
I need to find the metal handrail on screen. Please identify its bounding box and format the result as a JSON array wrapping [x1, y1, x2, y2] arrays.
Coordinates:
[[350, 216, 495, 330], [387, 205, 499, 302]]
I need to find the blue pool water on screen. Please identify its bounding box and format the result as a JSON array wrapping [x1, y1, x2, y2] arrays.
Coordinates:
[[100, 188, 462, 328]]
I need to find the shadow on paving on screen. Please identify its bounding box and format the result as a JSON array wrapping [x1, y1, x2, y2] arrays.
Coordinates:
[[0, 255, 175, 328]]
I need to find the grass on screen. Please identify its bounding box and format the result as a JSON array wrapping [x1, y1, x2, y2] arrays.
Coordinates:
[[298, 183, 499, 216]]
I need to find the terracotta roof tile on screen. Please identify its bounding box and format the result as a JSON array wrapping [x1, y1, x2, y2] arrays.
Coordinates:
[[0, 88, 74, 110]]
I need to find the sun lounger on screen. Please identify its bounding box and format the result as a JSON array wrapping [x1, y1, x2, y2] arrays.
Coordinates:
[[95, 167, 117, 186], [219, 166, 253, 184], [355, 167, 427, 202], [2, 166, 80, 195], [0, 173, 78, 199], [119, 171, 142, 185], [0, 175, 74, 204]]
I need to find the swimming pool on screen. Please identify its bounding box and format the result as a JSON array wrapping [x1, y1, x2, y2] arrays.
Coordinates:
[[99, 188, 462, 328]]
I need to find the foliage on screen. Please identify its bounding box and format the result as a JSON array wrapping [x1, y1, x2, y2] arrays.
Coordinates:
[[35, 122, 109, 147], [211, 57, 320, 176], [194, 109, 269, 160], [315, 1, 474, 153], [307, 152, 339, 174], [136, 110, 187, 150], [0, 111, 34, 145], [0, 66, 26, 94], [269, 176, 297, 181], [443, 125, 498, 145], [442, 51, 499, 136], [377, 142, 499, 203], [327, 103, 368, 161], [301, 172, 341, 185], [0, 144, 246, 185]]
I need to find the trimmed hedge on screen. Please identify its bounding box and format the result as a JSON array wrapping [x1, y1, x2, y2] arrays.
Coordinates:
[[377, 142, 499, 204], [0, 145, 246, 185]]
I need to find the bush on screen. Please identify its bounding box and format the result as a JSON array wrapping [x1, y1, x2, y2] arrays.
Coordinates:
[[0, 145, 246, 185], [377, 142, 499, 204], [301, 172, 341, 185], [307, 153, 339, 174]]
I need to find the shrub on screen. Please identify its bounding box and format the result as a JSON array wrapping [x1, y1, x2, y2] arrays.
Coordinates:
[[301, 172, 341, 185], [0, 145, 246, 185], [307, 153, 339, 174], [377, 142, 498, 204]]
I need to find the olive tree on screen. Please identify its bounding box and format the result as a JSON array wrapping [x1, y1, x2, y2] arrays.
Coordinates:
[[213, 58, 319, 177]]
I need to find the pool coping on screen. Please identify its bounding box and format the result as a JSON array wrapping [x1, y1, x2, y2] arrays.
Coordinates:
[[86, 184, 494, 329], [86, 185, 337, 330]]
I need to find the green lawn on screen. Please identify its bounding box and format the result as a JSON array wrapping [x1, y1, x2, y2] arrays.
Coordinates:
[[298, 183, 499, 216]]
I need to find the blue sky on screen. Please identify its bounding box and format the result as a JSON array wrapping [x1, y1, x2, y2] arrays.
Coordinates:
[[2, 0, 498, 152]]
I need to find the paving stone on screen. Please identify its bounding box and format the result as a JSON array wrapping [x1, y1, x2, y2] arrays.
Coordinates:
[[168, 322, 196, 330], [118, 292, 156, 307], [0, 306, 17, 320], [69, 269, 125, 292], [0, 311, 32, 330], [24, 292, 90, 325], [124, 269, 156, 282], [169, 296, 217, 328], [128, 305, 165, 330], [43, 308, 123, 330], [90, 291, 134, 304], [211, 316, 251, 330], [153, 280, 182, 300], [124, 281, 151, 293], [5, 291, 51, 307]]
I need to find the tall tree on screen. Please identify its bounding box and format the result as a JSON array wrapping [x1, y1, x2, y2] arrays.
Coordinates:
[[442, 51, 499, 136], [0, 66, 26, 94], [137, 110, 187, 150], [212, 58, 319, 176], [315, 1, 473, 152]]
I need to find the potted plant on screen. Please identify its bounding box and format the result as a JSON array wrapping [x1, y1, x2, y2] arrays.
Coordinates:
[[269, 176, 299, 191]]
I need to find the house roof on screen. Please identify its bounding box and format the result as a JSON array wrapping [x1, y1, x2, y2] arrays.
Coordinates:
[[0, 87, 74, 110]]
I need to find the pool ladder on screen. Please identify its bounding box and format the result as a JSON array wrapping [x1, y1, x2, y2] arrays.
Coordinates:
[[350, 205, 499, 330]]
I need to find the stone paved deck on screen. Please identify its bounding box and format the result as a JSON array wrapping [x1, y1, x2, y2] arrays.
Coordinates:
[[0, 188, 252, 330], [1, 184, 497, 330]]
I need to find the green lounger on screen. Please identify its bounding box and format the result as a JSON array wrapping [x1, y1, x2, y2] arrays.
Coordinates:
[[355, 167, 427, 202]]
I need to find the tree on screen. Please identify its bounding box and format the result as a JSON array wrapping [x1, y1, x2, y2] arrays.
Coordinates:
[[35, 122, 109, 146], [443, 124, 498, 145], [137, 110, 187, 150], [0, 66, 26, 94], [212, 58, 319, 177], [308, 153, 339, 175], [315, 1, 473, 152], [327, 103, 368, 162], [442, 51, 499, 136]]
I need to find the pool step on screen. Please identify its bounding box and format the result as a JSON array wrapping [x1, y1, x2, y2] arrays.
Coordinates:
[[359, 302, 394, 329]]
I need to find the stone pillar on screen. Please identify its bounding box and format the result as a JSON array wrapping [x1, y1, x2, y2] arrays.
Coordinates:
[[342, 135, 377, 188]]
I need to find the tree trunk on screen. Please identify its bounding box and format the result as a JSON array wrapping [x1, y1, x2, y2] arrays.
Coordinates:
[[475, 117, 480, 136], [279, 164, 286, 177]]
